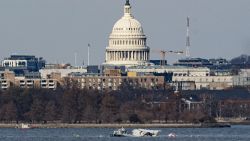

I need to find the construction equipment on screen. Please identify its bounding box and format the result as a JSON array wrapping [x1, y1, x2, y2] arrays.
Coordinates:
[[152, 50, 184, 66]]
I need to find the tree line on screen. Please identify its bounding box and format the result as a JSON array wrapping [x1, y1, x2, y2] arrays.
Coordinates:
[[1, 83, 249, 124]]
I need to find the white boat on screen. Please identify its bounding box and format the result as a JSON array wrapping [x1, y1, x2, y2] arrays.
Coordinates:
[[18, 123, 32, 129], [132, 129, 161, 137]]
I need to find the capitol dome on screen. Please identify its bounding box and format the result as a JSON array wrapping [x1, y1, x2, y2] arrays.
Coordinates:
[[111, 17, 144, 36], [104, 0, 150, 67]]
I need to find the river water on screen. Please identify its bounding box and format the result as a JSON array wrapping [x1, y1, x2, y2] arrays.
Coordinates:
[[0, 125, 249, 141]]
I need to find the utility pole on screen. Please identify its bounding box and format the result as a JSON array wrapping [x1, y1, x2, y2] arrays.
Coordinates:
[[88, 43, 90, 66], [74, 52, 77, 67]]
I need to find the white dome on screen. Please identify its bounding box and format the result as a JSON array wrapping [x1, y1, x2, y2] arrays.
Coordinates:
[[104, 0, 150, 67], [112, 17, 144, 35]]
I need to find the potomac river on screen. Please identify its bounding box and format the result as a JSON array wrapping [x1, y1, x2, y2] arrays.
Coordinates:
[[0, 125, 249, 141]]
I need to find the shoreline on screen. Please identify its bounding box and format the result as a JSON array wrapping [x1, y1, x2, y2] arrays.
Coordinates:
[[0, 123, 233, 128]]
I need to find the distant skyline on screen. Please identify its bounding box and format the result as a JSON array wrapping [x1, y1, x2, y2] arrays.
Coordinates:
[[0, 0, 250, 65]]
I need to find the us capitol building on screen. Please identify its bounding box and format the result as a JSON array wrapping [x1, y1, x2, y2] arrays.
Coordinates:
[[104, 0, 150, 67]]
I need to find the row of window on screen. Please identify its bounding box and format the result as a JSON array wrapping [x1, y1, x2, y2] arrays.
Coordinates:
[[173, 73, 209, 77], [173, 78, 232, 82], [3, 61, 26, 67], [111, 39, 146, 46], [107, 51, 148, 59], [81, 84, 160, 90], [80, 78, 159, 83], [114, 27, 142, 32]]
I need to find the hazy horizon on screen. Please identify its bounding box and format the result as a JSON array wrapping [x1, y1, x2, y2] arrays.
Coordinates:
[[0, 0, 250, 65]]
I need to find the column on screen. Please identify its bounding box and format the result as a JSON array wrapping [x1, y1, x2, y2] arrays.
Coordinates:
[[128, 51, 131, 60]]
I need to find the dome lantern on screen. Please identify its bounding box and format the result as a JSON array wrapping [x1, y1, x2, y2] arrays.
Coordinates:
[[124, 0, 132, 17]]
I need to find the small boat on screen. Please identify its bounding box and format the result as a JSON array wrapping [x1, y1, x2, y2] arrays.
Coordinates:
[[132, 129, 161, 137], [111, 127, 133, 137], [18, 123, 32, 129]]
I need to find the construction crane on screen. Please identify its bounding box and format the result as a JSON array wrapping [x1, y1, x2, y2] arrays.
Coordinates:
[[152, 50, 184, 66]]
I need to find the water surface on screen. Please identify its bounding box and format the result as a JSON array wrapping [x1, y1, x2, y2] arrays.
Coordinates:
[[0, 125, 249, 141]]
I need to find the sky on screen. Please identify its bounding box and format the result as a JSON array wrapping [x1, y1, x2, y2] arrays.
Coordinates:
[[0, 0, 250, 65]]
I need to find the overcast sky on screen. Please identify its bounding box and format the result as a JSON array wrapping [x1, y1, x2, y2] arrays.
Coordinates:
[[0, 0, 250, 65]]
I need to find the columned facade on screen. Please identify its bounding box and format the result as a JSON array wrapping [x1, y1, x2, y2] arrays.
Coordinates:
[[104, 0, 150, 67], [106, 50, 149, 62]]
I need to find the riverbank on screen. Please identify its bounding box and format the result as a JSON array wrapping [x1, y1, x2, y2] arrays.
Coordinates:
[[0, 123, 232, 128]]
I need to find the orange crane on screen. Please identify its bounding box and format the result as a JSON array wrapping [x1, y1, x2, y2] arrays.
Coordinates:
[[152, 50, 184, 66]]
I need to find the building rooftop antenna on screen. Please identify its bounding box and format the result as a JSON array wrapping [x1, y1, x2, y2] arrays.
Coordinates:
[[186, 16, 191, 58]]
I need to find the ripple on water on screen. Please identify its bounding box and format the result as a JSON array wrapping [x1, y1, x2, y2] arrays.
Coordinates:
[[0, 125, 249, 141]]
